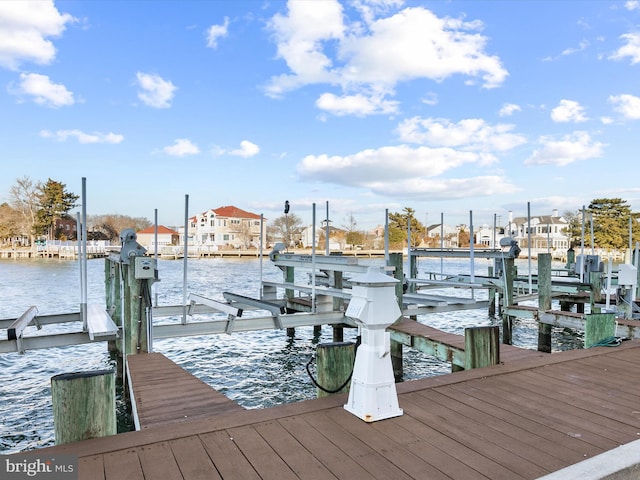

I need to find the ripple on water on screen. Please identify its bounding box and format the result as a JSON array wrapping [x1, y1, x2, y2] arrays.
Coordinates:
[[0, 256, 581, 453]]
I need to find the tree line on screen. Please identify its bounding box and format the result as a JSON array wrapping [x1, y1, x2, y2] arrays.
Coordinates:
[[267, 200, 640, 252], [2, 176, 638, 252], [0, 176, 151, 247]]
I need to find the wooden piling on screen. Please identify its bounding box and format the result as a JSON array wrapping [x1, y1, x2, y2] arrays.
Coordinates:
[[51, 369, 116, 445], [125, 260, 148, 355], [590, 271, 602, 314], [315, 342, 355, 398], [332, 270, 344, 342], [537, 253, 552, 353], [388, 252, 404, 381], [464, 326, 500, 370], [502, 257, 515, 345], [105, 259, 121, 356], [409, 254, 418, 293], [488, 265, 496, 316], [584, 313, 616, 348]]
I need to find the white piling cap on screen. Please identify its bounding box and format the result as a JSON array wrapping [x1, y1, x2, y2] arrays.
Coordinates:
[[350, 266, 398, 286]]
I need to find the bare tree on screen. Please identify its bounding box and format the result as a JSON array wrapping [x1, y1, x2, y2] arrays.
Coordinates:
[[0, 203, 21, 246], [268, 213, 303, 247], [9, 176, 40, 247]]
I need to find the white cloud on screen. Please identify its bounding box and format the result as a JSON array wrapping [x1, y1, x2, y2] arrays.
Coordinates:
[[40, 129, 123, 144], [206, 17, 229, 49], [625, 1, 640, 11], [610, 93, 640, 119], [297, 144, 517, 199], [0, 0, 75, 70], [163, 138, 200, 156], [561, 40, 589, 56], [12, 72, 74, 107], [136, 72, 177, 108], [498, 103, 521, 117], [550, 99, 588, 123], [396, 117, 526, 153], [297, 144, 495, 190], [524, 131, 604, 167], [230, 140, 260, 157], [421, 92, 438, 106], [316, 92, 398, 116], [610, 32, 640, 64], [371, 175, 519, 199], [266, 2, 507, 116]]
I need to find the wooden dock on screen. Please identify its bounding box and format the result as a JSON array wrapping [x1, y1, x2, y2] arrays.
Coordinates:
[[36, 340, 640, 479], [389, 317, 546, 368], [126, 353, 243, 430]]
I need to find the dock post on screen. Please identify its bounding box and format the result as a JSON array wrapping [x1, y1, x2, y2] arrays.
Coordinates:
[[285, 265, 295, 337], [409, 254, 418, 293], [315, 341, 355, 398], [388, 252, 404, 381], [590, 271, 603, 314], [124, 260, 149, 354], [464, 326, 500, 369], [566, 246, 576, 273], [332, 270, 344, 342], [502, 257, 515, 345], [488, 265, 496, 316], [584, 313, 616, 348], [538, 253, 552, 353], [51, 370, 116, 445]]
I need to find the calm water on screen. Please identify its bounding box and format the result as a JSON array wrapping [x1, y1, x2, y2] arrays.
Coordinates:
[[0, 255, 578, 454]]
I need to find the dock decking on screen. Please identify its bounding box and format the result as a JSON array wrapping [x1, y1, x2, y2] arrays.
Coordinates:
[[38, 340, 640, 479], [126, 353, 243, 430], [389, 317, 546, 367]]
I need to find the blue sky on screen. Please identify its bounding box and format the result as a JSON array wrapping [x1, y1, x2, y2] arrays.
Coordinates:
[[1, 0, 639, 231]]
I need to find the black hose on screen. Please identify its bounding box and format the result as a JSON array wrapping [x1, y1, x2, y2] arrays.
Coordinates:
[[305, 354, 353, 394]]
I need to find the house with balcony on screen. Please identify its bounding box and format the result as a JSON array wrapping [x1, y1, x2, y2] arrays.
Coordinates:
[[509, 210, 570, 252], [182, 205, 265, 249]]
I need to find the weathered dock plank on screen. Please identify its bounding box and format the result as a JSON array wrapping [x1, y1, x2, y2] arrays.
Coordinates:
[[31, 341, 640, 479], [126, 353, 243, 430], [389, 317, 545, 367]]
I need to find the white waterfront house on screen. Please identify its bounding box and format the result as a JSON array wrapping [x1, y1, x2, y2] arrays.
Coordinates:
[[300, 221, 345, 250], [509, 209, 570, 252], [181, 205, 265, 249], [136, 225, 180, 249]]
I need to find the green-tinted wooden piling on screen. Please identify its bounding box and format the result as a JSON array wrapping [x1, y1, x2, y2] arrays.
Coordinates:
[[590, 271, 603, 314], [538, 253, 552, 353], [566, 247, 575, 272], [502, 257, 515, 345], [388, 252, 404, 381], [315, 342, 355, 398], [125, 260, 148, 355], [464, 326, 500, 370], [584, 313, 616, 348], [51, 370, 116, 445]]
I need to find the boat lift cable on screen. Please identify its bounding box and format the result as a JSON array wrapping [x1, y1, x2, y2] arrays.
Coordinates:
[[305, 354, 353, 394]]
